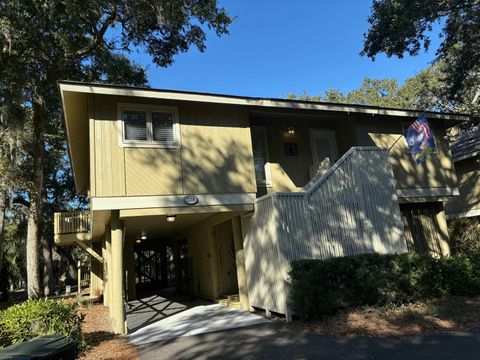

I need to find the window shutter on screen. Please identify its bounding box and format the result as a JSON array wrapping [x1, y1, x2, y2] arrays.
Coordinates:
[[152, 112, 174, 143], [124, 111, 147, 140], [251, 129, 267, 182]]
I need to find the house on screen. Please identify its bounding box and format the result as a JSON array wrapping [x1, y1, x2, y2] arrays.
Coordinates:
[[55, 81, 468, 333], [445, 129, 480, 219]]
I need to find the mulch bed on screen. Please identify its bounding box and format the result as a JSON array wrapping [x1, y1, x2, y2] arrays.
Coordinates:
[[278, 296, 480, 336], [78, 304, 139, 360]]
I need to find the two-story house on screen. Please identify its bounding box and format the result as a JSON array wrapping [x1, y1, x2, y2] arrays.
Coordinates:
[[54, 81, 468, 334]]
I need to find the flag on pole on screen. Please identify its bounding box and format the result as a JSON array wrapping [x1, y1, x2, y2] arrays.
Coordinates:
[[404, 114, 436, 164]]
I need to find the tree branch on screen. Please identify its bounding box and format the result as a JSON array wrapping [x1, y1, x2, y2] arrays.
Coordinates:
[[76, 8, 117, 58]]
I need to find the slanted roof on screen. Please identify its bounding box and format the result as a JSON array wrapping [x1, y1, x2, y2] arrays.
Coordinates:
[[450, 130, 480, 162], [58, 80, 470, 122]]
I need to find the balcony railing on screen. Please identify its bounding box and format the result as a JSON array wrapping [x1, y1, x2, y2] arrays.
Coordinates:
[[54, 211, 91, 235]]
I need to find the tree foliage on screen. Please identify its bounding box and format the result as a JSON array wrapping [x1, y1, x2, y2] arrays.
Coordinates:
[[362, 0, 480, 106], [288, 64, 476, 117], [0, 0, 232, 298]]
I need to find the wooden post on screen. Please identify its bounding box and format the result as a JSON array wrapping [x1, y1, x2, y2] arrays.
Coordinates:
[[104, 228, 112, 310], [111, 211, 126, 335]]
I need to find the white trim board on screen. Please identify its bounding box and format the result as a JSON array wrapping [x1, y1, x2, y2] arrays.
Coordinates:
[[397, 187, 459, 198], [446, 208, 480, 220], [59, 83, 469, 121], [91, 193, 257, 211]]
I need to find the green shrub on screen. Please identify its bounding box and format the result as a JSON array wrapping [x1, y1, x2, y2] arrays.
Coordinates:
[[0, 298, 85, 349], [289, 253, 480, 320]]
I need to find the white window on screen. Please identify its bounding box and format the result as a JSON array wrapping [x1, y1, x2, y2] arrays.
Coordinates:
[[118, 104, 180, 148], [251, 126, 272, 187]]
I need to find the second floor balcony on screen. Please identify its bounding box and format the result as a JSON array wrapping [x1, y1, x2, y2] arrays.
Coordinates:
[[54, 211, 91, 245]]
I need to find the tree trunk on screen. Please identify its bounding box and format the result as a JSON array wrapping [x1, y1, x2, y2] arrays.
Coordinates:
[[41, 234, 54, 296], [0, 190, 7, 300], [0, 190, 6, 268], [26, 95, 45, 299]]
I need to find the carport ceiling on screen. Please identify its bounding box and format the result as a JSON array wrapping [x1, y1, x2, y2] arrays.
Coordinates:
[[123, 212, 215, 240]]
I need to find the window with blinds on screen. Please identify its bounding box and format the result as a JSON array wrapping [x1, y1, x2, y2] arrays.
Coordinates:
[[121, 106, 179, 147], [152, 112, 174, 142], [124, 111, 147, 141]]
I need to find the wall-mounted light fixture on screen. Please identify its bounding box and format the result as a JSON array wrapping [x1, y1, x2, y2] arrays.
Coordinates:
[[166, 215, 176, 223], [135, 239, 141, 244], [287, 126, 295, 135]]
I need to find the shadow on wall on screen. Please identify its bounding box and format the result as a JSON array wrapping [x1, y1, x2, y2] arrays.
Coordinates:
[[245, 148, 408, 315], [132, 121, 256, 197]]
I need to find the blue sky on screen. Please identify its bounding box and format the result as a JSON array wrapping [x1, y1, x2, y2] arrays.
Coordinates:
[[129, 1, 441, 98]]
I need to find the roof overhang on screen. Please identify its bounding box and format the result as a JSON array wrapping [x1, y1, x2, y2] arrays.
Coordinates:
[[59, 81, 470, 122], [59, 84, 90, 195]]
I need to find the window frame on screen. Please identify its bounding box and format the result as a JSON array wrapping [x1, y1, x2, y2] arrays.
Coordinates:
[[117, 103, 181, 148], [251, 126, 272, 188]]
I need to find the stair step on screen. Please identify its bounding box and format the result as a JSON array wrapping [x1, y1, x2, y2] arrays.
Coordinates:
[[216, 295, 242, 309]]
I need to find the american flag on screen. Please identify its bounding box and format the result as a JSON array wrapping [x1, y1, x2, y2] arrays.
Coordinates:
[[404, 114, 436, 164], [410, 115, 432, 139]]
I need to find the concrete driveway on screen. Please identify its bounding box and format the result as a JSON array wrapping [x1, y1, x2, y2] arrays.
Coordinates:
[[137, 323, 480, 360]]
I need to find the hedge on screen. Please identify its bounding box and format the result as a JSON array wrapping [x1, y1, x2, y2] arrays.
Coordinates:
[[0, 298, 85, 349], [289, 252, 480, 320]]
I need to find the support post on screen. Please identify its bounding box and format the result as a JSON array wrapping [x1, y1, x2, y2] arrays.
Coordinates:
[[104, 227, 112, 309], [232, 217, 250, 311], [111, 211, 126, 335]]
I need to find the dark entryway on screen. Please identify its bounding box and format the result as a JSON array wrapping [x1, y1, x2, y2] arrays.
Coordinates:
[[134, 239, 193, 298]]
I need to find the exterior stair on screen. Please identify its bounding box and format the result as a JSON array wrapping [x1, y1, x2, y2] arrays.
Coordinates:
[[216, 294, 241, 309]]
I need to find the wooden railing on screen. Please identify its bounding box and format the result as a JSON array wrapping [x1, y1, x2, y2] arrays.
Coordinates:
[[244, 147, 408, 318], [54, 211, 91, 235]]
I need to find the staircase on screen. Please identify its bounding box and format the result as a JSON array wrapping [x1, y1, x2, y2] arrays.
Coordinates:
[[216, 294, 241, 309], [244, 146, 408, 318]]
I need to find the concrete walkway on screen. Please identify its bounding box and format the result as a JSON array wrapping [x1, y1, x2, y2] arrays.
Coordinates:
[[126, 294, 211, 333], [137, 323, 480, 360], [129, 303, 269, 344]]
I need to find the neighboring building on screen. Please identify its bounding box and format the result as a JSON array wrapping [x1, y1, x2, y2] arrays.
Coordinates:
[[445, 129, 480, 219], [55, 81, 467, 333]]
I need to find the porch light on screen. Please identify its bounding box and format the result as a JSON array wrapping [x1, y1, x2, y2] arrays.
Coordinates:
[[135, 239, 141, 244], [166, 215, 176, 223], [287, 126, 295, 135]]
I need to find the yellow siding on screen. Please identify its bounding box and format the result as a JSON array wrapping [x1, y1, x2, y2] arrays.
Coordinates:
[[446, 157, 480, 215], [90, 95, 256, 197], [125, 148, 183, 195], [180, 103, 256, 194], [354, 116, 457, 190], [93, 96, 126, 196]]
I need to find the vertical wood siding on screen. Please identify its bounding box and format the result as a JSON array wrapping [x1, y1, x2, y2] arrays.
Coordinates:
[[90, 95, 256, 197], [244, 147, 407, 315]]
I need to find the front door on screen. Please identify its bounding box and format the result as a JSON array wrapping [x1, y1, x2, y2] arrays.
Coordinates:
[[309, 129, 338, 168], [214, 220, 238, 296]]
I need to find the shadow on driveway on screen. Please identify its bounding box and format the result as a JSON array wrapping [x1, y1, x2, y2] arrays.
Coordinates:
[[137, 323, 480, 360]]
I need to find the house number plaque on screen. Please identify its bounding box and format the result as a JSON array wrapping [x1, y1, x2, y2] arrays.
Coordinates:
[[184, 195, 198, 205]]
